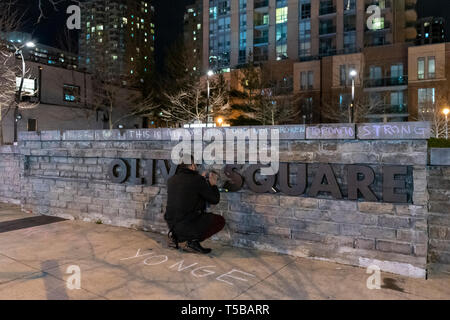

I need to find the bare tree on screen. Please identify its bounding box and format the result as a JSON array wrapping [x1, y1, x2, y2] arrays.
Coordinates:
[[0, 0, 38, 144], [415, 92, 448, 138], [231, 56, 300, 126], [321, 91, 390, 123], [162, 75, 231, 126]]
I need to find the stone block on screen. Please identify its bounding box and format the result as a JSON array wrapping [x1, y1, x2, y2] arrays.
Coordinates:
[[358, 202, 395, 215], [242, 193, 280, 206], [430, 148, 450, 166], [291, 230, 324, 242], [361, 226, 396, 240], [397, 230, 427, 243], [304, 221, 340, 235], [354, 238, 375, 250], [318, 199, 357, 211], [376, 240, 412, 255], [263, 226, 291, 238], [280, 196, 319, 209], [378, 216, 411, 229]]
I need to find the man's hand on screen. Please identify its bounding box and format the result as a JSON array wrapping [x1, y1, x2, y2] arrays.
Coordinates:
[[209, 172, 218, 186]]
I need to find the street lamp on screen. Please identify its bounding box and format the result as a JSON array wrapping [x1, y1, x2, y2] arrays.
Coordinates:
[[205, 70, 214, 128], [443, 107, 450, 140], [217, 117, 224, 127], [12, 41, 35, 143], [349, 69, 357, 123]]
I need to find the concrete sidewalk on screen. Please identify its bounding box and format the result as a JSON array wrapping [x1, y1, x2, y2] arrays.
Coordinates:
[[0, 203, 449, 300]]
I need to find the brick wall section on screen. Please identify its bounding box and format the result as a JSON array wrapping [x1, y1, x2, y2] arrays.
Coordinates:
[[3, 128, 429, 278], [427, 166, 450, 267], [0, 146, 21, 205]]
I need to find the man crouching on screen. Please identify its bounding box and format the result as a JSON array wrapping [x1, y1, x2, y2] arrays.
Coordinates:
[[164, 157, 225, 254]]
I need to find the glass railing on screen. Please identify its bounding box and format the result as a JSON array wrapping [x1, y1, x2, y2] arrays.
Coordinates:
[[344, 24, 356, 32], [254, 54, 268, 61], [319, 25, 336, 35], [370, 104, 408, 114], [254, 37, 269, 44], [319, 5, 336, 15], [254, 0, 269, 9], [364, 76, 408, 88]]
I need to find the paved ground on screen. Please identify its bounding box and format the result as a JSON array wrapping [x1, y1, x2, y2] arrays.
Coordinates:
[[0, 203, 449, 300]]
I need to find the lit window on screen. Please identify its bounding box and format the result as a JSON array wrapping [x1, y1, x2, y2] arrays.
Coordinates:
[[63, 85, 80, 103], [372, 17, 385, 30], [276, 7, 288, 24], [417, 57, 425, 80], [428, 57, 435, 78]]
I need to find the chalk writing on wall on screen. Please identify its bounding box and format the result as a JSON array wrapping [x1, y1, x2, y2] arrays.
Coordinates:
[[357, 122, 431, 140]]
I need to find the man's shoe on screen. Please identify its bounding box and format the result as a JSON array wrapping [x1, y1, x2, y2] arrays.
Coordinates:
[[168, 231, 179, 249], [186, 240, 211, 254]]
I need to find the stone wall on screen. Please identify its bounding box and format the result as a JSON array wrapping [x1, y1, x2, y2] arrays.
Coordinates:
[[0, 146, 21, 205], [5, 124, 432, 278], [428, 149, 450, 271]]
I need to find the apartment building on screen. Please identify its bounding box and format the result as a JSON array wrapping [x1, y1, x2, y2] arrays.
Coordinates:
[[1, 61, 143, 144], [416, 17, 446, 46], [408, 43, 450, 121], [1, 32, 78, 70], [184, 0, 204, 73], [202, 0, 417, 72], [78, 0, 155, 85]]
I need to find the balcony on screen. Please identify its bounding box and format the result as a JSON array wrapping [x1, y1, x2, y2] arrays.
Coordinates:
[[254, 54, 268, 62], [254, 20, 269, 28], [254, 37, 269, 45], [365, 0, 391, 9], [319, 25, 336, 35], [319, 47, 337, 56], [319, 5, 336, 16], [369, 104, 408, 115], [254, 0, 269, 9], [364, 76, 408, 88]]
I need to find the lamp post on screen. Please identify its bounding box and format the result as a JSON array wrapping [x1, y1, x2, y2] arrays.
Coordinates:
[[12, 41, 35, 143], [443, 107, 450, 140], [205, 70, 214, 128], [349, 69, 357, 123], [217, 117, 223, 127]]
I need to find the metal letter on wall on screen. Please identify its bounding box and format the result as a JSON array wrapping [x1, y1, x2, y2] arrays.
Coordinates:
[[145, 159, 155, 185], [347, 165, 377, 201], [129, 159, 143, 185], [223, 165, 244, 192], [244, 164, 276, 193], [383, 166, 407, 203], [278, 163, 307, 196], [157, 160, 178, 183], [308, 164, 343, 199], [108, 159, 128, 184]]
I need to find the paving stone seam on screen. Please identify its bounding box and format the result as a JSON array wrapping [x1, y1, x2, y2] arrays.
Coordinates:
[[231, 258, 299, 300]]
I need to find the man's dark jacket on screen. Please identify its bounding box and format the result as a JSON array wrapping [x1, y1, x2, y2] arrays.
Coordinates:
[[164, 167, 220, 242]]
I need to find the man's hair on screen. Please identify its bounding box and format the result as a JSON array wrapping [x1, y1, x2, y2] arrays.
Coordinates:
[[179, 155, 196, 170]]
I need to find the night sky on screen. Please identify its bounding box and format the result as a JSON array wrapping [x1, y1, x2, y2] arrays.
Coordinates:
[[13, 0, 450, 71]]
